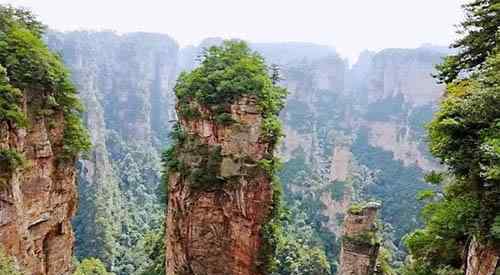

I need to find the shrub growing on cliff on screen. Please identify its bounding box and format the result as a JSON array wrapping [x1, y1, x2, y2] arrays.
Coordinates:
[[0, 148, 25, 188], [0, 65, 26, 127], [0, 5, 90, 158], [0, 248, 22, 275], [174, 40, 286, 135], [167, 40, 289, 273]]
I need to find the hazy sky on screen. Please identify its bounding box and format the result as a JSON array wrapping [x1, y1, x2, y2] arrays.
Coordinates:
[[1, 0, 467, 61]]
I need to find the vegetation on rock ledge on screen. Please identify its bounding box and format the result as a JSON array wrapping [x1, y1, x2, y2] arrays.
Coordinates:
[[0, 5, 90, 158]]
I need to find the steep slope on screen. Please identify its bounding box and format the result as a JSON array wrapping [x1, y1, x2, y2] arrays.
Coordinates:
[[0, 7, 90, 274], [165, 41, 286, 275], [46, 31, 178, 274]]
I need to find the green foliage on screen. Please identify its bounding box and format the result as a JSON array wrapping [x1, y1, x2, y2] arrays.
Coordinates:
[[328, 181, 346, 201], [348, 203, 365, 215], [0, 148, 24, 173], [0, 148, 24, 188], [0, 65, 26, 126], [74, 130, 164, 275], [278, 147, 340, 273], [0, 5, 44, 37], [214, 112, 235, 125], [344, 231, 380, 247], [0, 248, 22, 275], [262, 116, 284, 144], [435, 0, 500, 83], [424, 171, 444, 185], [176, 40, 287, 113], [416, 189, 436, 201], [140, 226, 166, 275], [273, 237, 331, 275], [177, 103, 201, 120], [376, 247, 396, 275], [74, 258, 112, 275], [352, 127, 428, 241], [0, 5, 90, 158], [62, 112, 92, 158], [405, 49, 500, 273], [491, 215, 500, 239]]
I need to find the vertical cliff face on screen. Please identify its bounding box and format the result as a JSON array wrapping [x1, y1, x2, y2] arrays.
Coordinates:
[[339, 203, 381, 275], [464, 238, 499, 275], [165, 41, 285, 275], [166, 97, 273, 274], [0, 90, 77, 275], [0, 7, 89, 274], [46, 31, 179, 274]]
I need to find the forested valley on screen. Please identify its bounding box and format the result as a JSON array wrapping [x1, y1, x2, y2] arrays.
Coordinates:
[[0, 1, 498, 274]]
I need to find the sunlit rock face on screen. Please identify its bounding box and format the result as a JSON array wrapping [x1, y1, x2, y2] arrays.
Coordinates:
[[166, 96, 274, 275], [0, 91, 77, 275]]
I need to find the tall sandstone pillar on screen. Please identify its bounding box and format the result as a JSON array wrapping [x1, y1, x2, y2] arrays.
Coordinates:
[[166, 95, 274, 275], [339, 202, 381, 275], [165, 41, 284, 275]]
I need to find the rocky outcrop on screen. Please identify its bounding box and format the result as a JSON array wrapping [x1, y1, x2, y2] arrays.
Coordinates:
[[166, 96, 274, 275], [464, 238, 499, 275], [0, 94, 78, 275], [339, 203, 381, 275]]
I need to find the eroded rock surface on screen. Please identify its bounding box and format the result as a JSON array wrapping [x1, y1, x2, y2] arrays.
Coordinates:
[[0, 93, 77, 275], [166, 96, 274, 275], [465, 237, 499, 275]]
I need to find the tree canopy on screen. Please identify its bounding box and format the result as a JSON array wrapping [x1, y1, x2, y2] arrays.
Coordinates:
[[0, 4, 90, 158], [403, 1, 500, 273], [436, 0, 500, 83]]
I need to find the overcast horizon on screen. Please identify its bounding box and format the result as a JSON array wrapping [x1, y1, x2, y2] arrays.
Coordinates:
[[1, 0, 467, 62]]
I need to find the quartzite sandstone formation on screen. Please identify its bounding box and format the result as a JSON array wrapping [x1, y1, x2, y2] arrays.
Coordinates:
[[165, 41, 284, 275], [0, 92, 80, 275], [0, 8, 89, 274], [166, 95, 274, 275], [339, 202, 381, 275]]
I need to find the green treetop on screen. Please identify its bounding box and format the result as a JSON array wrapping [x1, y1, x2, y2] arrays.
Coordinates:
[[436, 0, 500, 83], [403, 2, 500, 272], [0, 5, 90, 158]]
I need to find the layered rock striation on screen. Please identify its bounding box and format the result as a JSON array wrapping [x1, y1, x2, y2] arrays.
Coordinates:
[[0, 89, 78, 275], [0, 7, 89, 274], [165, 41, 285, 275]]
